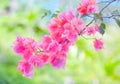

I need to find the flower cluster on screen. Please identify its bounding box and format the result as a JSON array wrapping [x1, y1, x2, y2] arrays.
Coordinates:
[[13, 0, 104, 78], [85, 24, 104, 51], [77, 0, 98, 15], [13, 11, 86, 78], [86, 24, 99, 35]]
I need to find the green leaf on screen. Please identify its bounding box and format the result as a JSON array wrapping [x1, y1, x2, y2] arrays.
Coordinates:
[[99, 23, 106, 35], [41, 10, 51, 19], [51, 13, 58, 18], [114, 18, 120, 28], [99, 27, 105, 35], [100, 23, 106, 29], [51, 10, 60, 18]]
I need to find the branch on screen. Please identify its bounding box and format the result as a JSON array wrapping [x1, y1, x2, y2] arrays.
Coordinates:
[[87, 14, 120, 19], [103, 14, 120, 18], [100, 0, 117, 13], [79, 18, 95, 35]]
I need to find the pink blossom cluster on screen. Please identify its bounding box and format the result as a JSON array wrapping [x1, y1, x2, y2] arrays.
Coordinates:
[[86, 24, 99, 35], [85, 24, 104, 51], [13, 0, 104, 78], [77, 0, 98, 15], [13, 11, 86, 78]]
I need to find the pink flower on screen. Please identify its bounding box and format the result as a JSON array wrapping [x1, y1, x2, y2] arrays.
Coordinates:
[[86, 24, 99, 35], [65, 30, 78, 45], [77, 3, 88, 15], [77, 0, 98, 15], [13, 36, 25, 54], [94, 24, 99, 32], [47, 40, 60, 53], [64, 10, 75, 21], [13, 36, 37, 60], [86, 27, 95, 35], [29, 53, 49, 67], [63, 22, 72, 30], [88, 0, 97, 4], [60, 41, 69, 52], [52, 34, 62, 42], [17, 60, 34, 78], [57, 12, 67, 25], [93, 38, 104, 51], [72, 18, 85, 34], [50, 52, 66, 69], [48, 18, 59, 33], [87, 5, 98, 14], [38, 35, 52, 51], [48, 10, 79, 44]]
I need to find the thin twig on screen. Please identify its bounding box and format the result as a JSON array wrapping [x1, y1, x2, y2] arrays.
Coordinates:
[[100, 0, 117, 13], [103, 14, 120, 18], [87, 14, 120, 19], [79, 17, 95, 35]]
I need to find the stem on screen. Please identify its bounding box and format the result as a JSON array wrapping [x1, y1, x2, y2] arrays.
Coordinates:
[[103, 14, 120, 18], [86, 18, 95, 27], [87, 14, 120, 19], [100, 0, 117, 13]]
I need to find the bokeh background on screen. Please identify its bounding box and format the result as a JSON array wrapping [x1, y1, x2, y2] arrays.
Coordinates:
[[0, 0, 120, 84]]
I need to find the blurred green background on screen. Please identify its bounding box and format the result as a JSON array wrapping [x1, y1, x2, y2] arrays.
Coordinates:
[[0, 0, 120, 84]]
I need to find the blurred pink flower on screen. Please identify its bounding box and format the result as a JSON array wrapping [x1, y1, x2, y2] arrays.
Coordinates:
[[77, 0, 98, 15], [86, 24, 99, 35], [13, 36, 37, 60], [17, 60, 34, 78], [93, 38, 104, 51], [47, 40, 60, 53], [50, 52, 66, 69], [38, 35, 52, 51], [29, 53, 49, 67]]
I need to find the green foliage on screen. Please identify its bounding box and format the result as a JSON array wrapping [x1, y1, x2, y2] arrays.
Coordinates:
[[99, 23, 106, 35], [51, 10, 61, 18]]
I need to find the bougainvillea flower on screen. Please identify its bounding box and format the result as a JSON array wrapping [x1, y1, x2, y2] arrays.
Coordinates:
[[77, 0, 98, 15], [13, 36, 37, 60], [17, 60, 34, 78], [50, 52, 67, 69], [29, 53, 49, 67], [93, 38, 104, 51], [13, 7, 104, 78]]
